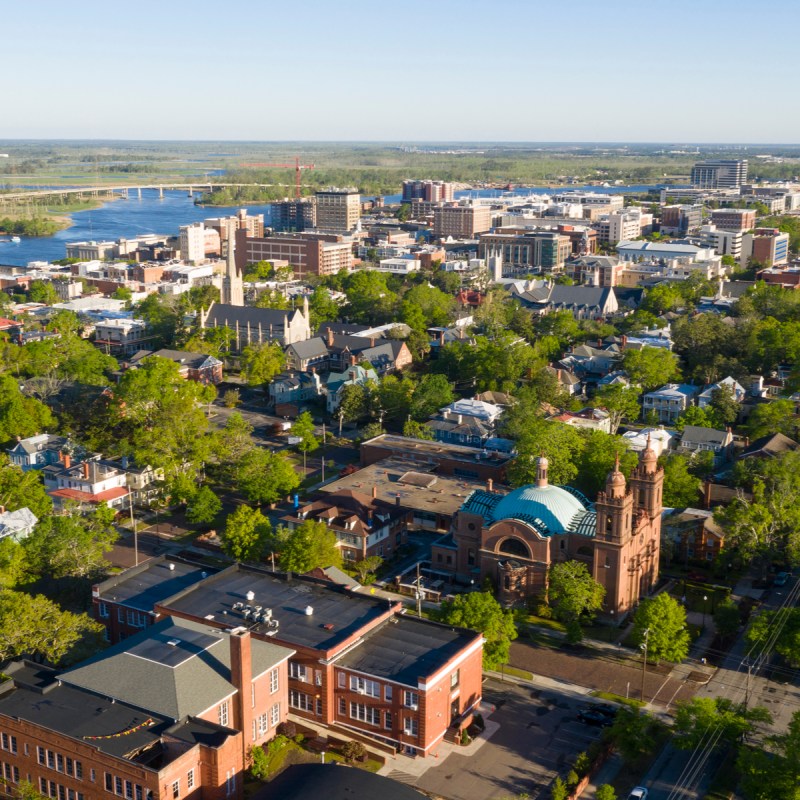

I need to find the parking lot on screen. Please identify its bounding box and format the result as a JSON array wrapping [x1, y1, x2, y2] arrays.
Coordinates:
[[412, 678, 607, 800]]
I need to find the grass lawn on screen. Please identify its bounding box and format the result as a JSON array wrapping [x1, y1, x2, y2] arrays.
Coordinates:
[[502, 665, 534, 681], [522, 614, 567, 633], [590, 690, 645, 709]]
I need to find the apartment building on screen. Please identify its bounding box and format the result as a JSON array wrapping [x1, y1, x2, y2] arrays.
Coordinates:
[[690, 159, 748, 189], [93, 318, 153, 356], [270, 198, 316, 232], [402, 180, 455, 203], [152, 566, 484, 759], [433, 203, 493, 238], [179, 223, 207, 264], [205, 210, 265, 242], [659, 205, 703, 236], [710, 208, 757, 233], [314, 189, 361, 233], [240, 232, 353, 278], [596, 209, 651, 244]]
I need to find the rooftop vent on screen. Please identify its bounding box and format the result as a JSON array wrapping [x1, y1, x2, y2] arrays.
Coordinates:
[[246, 590, 255, 602], [304, 605, 314, 616], [168, 563, 176, 571], [167, 639, 181, 647], [322, 623, 335, 631]]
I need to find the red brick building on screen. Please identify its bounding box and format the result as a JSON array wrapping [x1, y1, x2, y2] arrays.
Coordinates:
[[0, 615, 294, 800], [433, 446, 663, 617], [155, 565, 484, 758]]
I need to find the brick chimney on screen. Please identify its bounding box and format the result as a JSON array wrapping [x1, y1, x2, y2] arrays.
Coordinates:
[[326, 327, 334, 347], [487, 478, 493, 493], [82, 461, 90, 480], [230, 628, 253, 763], [62, 452, 71, 470], [372, 486, 377, 499]]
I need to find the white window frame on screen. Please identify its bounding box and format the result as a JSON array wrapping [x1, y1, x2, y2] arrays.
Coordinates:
[[403, 690, 419, 709], [269, 667, 279, 694], [218, 700, 229, 727], [289, 662, 308, 681], [350, 675, 380, 697]]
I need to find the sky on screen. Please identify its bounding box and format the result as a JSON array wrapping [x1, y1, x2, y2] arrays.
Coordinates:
[[5, 0, 799, 143]]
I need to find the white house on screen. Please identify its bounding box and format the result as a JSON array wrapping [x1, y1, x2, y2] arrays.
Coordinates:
[[0, 508, 38, 541], [697, 376, 746, 409]]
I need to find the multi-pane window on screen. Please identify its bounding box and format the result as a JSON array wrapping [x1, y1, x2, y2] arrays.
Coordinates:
[[270, 703, 280, 728], [187, 770, 194, 790], [338, 697, 346, 715], [385, 711, 393, 730], [0, 734, 16, 754], [98, 602, 109, 618], [349, 702, 380, 726], [404, 717, 419, 737], [126, 610, 148, 628], [269, 668, 279, 693], [350, 676, 380, 697], [218, 700, 229, 727], [258, 713, 268, 736], [289, 662, 307, 681], [451, 669, 460, 689], [172, 779, 179, 799], [384, 685, 393, 701], [403, 691, 419, 708], [337, 672, 346, 688], [289, 690, 314, 712]]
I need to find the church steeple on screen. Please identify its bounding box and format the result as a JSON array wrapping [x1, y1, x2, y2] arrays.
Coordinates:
[[221, 221, 244, 307]]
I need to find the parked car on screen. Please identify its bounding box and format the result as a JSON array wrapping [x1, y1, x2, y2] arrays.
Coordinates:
[[628, 788, 648, 800], [577, 708, 613, 727], [774, 572, 790, 586]]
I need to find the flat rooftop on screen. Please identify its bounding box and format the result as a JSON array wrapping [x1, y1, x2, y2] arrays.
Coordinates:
[[95, 557, 214, 612], [361, 434, 514, 466], [161, 565, 396, 653], [336, 614, 480, 686], [319, 458, 503, 519]]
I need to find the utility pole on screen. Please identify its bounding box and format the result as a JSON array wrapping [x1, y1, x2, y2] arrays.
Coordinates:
[[416, 562, 422, 618], [128, 488, 138, 567], [744, 658, 753, 709], [640, 628, 650, 702]]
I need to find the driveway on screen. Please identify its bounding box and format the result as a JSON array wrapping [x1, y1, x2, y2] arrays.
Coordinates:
[[410, 679, 605, 800]]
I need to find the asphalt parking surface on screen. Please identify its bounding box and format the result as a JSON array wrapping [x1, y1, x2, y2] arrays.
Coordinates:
[[415, 679, 606, 800]]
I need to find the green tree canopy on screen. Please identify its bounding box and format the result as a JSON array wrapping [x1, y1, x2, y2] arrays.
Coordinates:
[[622, 347, 681, 392], [240, 342, 285, 386], [0, 374, 54, 445], [237, 448, 300, 506], [737, 709, 800, 800], [745, 399, 797, 440], [632, 592, 691, 663], [436, 591, 518, 670], [659, 453, 702, 508], [548, 561, 605, 641], [593, 384, 641, 434], [186, 485, 222, 526], [674, 697, 771, 750], [574, 430, 636, 497], [409, 374, 455, 421], [222, 505, 272, 562], [0, 456, 52, 519], [508, 419, 585, 488], [280, 519, 342, 574]]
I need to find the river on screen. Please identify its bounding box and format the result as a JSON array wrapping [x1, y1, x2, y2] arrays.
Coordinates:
[[0, 183, 676, 267]]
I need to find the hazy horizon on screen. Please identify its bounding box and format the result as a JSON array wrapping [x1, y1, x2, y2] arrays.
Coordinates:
[[6, 0, 800, 142]]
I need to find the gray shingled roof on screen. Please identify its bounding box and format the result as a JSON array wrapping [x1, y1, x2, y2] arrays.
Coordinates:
[[61, 617, 293, 721]]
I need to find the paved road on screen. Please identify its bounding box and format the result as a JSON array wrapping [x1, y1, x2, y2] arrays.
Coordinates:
[[642, 576, 800, 800], [414, 679, 605, 800]]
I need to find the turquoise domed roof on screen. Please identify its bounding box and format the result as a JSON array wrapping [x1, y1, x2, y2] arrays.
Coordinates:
[[489, 484, 588, 535]]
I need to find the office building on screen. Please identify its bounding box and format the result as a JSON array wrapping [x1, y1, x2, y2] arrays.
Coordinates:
[[240, 231, 353, 278], [659, 205, 703, 236], [596, 209, 652, 243], [690, 159, 748, 189], [710, 208, 757, 233], [740, 227, 790, 267], [478, 230, 572, 275], [314, 189, 361, 233], [270, 198, 316, 232], [433, 203, 493, 238], [179, 223, 207, 265]]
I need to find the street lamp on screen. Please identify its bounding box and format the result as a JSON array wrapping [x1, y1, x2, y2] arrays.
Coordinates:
[[640, 628, 650, 702], [702, 595, 708, 630]]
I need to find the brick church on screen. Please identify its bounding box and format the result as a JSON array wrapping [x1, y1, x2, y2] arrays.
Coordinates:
[[432, 441, 664, 617]]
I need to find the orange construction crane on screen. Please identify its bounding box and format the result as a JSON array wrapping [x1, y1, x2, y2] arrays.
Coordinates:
[[241, 156, 315, 198]]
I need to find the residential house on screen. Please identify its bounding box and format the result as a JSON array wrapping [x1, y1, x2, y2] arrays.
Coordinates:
[[125, 349, 223, 384], [663, 508, 724, 565], [550, 407, 612, 434], [359, 340, 412, 376], [427, 399, 504, 448], [697, 376, 746, 409], [326, 365, 378, 413], [7, 434, 71, 471], [642, 383, 699, 423], [284, 338, 330, 372], [621, 427, 674, 457], [544, 365, 581, 395], [93, 317, 153, 356], [0, 507, 38, 541], [280, 490, 410, 562], [738, 432, 800, 460], [679, 425, 734, 461], [46, 455, 130, 511], [268, 371, 323, 417]]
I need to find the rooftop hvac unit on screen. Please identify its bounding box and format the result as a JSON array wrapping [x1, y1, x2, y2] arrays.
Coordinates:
[[246, 590, 255, 602]]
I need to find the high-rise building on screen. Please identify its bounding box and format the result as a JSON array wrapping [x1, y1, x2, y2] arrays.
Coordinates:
[[241, 231, 353, 278], [690, 159, 748, 189], [179, 222, 206, 264], [401, 180, 455, 203], [433, 202, 493, 238], [314, 188, 361, 233], [270, 198, 316, 232]]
